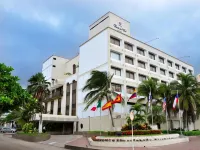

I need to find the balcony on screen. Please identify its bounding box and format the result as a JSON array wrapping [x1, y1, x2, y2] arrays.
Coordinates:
[[46, 91, 63, 101]]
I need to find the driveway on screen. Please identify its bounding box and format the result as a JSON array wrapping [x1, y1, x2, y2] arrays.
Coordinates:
[[39, 134, 82, 148]]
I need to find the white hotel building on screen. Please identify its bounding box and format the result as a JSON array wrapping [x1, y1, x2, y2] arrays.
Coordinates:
[[35, 12, 195, 133]]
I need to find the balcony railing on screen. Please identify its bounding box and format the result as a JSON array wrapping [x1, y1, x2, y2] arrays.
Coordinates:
[[46, 91, 63, 101]]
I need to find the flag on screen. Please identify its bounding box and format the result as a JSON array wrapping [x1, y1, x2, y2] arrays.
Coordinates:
[[173, 94, 179, 109], [162, 97, 167, 111], [112, 94, 122, 104], [128, 89, 137, 101], [91, 107, 97, 111], [97, 100, 101, 108], [148, 91, 152, 107], [102, 101, 112, 111]]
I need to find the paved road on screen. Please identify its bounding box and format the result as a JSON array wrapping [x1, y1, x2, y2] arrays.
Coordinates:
[[0, 134, 66, 150]]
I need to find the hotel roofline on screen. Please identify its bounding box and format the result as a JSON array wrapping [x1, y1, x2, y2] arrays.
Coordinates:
[[79, 26, 193, 67]]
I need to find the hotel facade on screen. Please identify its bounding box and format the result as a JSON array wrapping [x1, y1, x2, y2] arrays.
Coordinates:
[[34, 12, 195, 133]]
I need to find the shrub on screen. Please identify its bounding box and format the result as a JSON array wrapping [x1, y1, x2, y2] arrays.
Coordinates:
[[107, 130, 161, 136], [22, 123, 35, 133]]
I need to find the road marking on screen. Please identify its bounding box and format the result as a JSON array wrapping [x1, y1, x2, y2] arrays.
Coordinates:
[[48, 142, 57, 145]]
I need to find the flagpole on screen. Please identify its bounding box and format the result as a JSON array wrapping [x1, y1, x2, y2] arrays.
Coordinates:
[[177, 90, 182, 135], [100, 107, 102, 136], [150, 87, 153, 126], [164, 93, 168, 134]]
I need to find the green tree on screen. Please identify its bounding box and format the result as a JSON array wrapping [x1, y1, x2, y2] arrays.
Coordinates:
[[0, 63, 31, 114], [147, 105, 166, 126], [137, 77, 160, 124], [27, 73, 50, 133], [171, 73, 200, 130], [158, 83, 176, 129], [129, 103, 146, 125], [82, 70, 124, 128]]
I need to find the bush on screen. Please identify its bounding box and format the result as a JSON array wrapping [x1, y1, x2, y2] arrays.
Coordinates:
[[108, 130, 161, 136], [121, 123, 151, 131], [22, 123, 36, 133], [162, 130, 200, 136]]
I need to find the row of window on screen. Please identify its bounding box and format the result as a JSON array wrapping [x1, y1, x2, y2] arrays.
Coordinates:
[[110, 37, 192, 74], [112, 81, 167, 94], [111, 66, 179, 80], [111, 51, 192, 74]]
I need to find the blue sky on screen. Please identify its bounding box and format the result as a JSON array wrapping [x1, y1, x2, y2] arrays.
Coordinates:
[[0, 0, 200, 87]]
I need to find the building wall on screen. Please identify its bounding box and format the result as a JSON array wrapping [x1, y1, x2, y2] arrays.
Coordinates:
[[79, 30, 109, 75], [65, 55, 79, 75]]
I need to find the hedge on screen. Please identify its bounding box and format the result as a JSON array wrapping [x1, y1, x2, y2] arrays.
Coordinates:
[[162, 130, 200, 136], [108, 130, 161, 136]]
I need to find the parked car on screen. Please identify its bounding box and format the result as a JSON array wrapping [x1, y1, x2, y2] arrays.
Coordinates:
[[0, 127, 16, 133]]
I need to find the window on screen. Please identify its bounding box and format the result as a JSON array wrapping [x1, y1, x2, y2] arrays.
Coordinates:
[[126, 71, 134, 80], [139, 74, 146, 81], [175, 64, 180, 70], [161, 81, 167, 84], [160, 69, 166, 75], [152, 77, 158, 82], [159, 57, 164, 64], [138, 61, 145, 69], [53, 65, 56, 67], [189, 70, 193, 74], [110, 37, 120, 46], [50, 101, 54, 114], [150, 65, 156, 72], [111, 83, 121, 92], [182, 67, 186, 73], [73, 64, 76, 74], [149, 53, 155, 60], [124, 42, 133, 51], [169, 72, 174, 78], [168, 60, 172, 67], [125, 56, 133, 65], [111, 67, 121, 76], [137, 47, 145, 56], [53, 57, 56, 60], [111, 51, 121, 61], [126, 86, 136, 94], [57, 98, 61, 115]]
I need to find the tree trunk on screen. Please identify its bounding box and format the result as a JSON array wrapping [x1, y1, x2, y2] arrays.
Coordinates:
[[186, 111, 188, 131], [39, 112, 43, 133], [106, 95, 115, 129]]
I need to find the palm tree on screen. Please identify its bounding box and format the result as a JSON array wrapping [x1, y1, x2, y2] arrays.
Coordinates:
[[129, 103, 146, 125], [158, 83, 176, 129], [27, 73, 50, 133], [171, 73, 200, 130], [147, 105, 166, 128], [82, 70, 124, 128], [137, 77, 159, 124]]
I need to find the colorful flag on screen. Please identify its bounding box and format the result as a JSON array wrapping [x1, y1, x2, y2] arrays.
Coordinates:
[[91, 107, 97, 111], [97, 100, 101, 108], [162, 97, 167, 111], [112, 94, 122, 104], [128, 89, 137, 101], [173, 94, 179, 109], [102, 101, 112, 111], [148, 91, 152, 107]]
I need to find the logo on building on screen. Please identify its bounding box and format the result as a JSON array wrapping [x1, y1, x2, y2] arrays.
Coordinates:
[[113, 22, 126, 33]]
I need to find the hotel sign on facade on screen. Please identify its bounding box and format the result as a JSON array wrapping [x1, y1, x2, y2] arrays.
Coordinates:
[[113, 22, 127, 33]]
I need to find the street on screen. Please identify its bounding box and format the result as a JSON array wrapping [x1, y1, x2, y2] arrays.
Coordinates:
[[0, 134, 66, 150]]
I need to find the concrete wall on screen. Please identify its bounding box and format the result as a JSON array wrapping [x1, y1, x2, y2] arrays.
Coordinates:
[[65, 55, 79, 75]]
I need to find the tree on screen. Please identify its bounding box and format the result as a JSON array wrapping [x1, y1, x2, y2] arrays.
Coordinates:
[[82, 70, 124, 128], [137, 77, 159, 123], [27, 73, 50, 133], [171, 73, 200, 130], [129, 103, 146, 125], [158, 83, 176, 129], [147, 105, 166, 127], [0, 63, 31, 114]]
